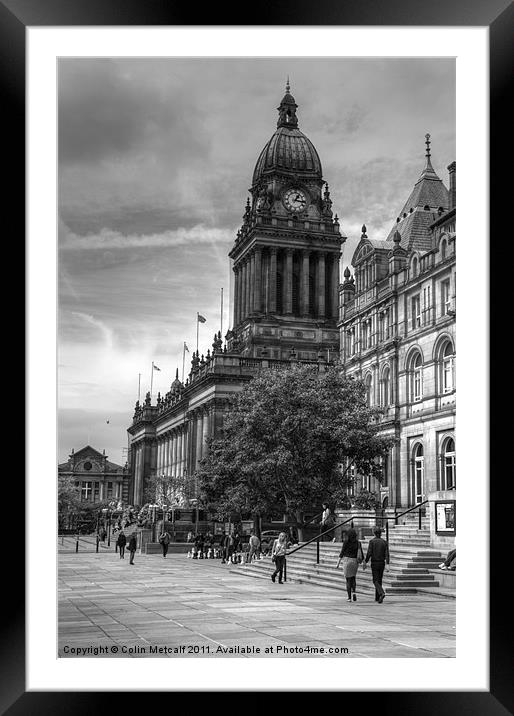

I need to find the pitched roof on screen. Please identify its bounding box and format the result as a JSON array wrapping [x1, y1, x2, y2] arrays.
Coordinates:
[[386, 154, 450, 251], [386, 208, 442, 252]]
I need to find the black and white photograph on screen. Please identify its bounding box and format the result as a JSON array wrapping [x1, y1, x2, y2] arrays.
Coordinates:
[[57, 55, 458, 659], [19, 18, 497, 698]]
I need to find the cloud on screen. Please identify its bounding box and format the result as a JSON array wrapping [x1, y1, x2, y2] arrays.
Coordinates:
[[60, 221, 233, 252], [71, 312, 115, 349]]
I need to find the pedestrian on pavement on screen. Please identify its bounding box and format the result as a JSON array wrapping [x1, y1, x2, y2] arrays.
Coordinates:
[[159, 530, 171, 558], [320, 503, 336, 542], [128, 534, 137, 564], [270, 532, 288, 584], [336, 528, 366, 602], [246, 530, 261, 563], [186, 531, 194, 543], [116, 530, 127, 559], [100, 527, 107, 542], [365, 527, 390, 603]]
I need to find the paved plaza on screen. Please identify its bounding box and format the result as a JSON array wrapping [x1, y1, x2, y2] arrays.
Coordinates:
[[58, 548, 455, 659]]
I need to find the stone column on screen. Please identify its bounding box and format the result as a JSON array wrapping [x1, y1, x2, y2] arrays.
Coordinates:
[[269, 248, 277, 313], [156, 440, 161, 475], [331, 254, 340, 320], [244, 258, 250, 320], [233, 264, 239, 326], [254, 247, 262, 314], [317, 252, 326, 318], [285, 248, 294, 314], [249, 250, 255, 313], [195, 412, 204, 470], [202, 408, 210, 457], [167, 434, 172, 475], [301, 250, 310, 316], [171, 432, 177, 478]]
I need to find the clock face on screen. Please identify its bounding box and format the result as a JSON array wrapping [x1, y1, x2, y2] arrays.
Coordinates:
[[283, 188, 308, 213]]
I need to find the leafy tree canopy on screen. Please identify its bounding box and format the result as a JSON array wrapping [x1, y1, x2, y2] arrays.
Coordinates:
[[196, 364, 396, 522]]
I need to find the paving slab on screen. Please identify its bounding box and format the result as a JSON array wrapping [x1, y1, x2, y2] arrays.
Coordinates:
[[58, 551, 455, 659]]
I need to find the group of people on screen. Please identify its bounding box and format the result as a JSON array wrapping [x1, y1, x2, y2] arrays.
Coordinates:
[[114, 530, 137, 565], [336, 527, 390, 603]]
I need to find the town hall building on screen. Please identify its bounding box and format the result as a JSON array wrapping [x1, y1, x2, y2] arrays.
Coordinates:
[[126, 85, 456, 517]]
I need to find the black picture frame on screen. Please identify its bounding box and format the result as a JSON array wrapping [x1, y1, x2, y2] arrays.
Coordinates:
[[7, 0, 510, 711], [435, 500, 456, 535]]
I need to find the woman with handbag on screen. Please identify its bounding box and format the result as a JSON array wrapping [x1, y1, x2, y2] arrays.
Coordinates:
[[270, 532, 288, 584], [336, 528, 365, 601]]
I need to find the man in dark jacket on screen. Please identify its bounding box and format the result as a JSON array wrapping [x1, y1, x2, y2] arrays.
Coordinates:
[[365, 527, 390, 603], [128, 534, 137, 564], [159, 530, 171, 558], [116, 530, 127, 559]]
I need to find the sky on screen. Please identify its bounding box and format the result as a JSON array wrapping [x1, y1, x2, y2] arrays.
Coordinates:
[[58, 57, 455, 465]]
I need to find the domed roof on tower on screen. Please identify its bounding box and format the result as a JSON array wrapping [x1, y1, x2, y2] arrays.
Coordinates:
[[252, 80, 322, 186]]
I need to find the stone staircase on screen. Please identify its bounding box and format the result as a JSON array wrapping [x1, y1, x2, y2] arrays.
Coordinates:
[[230, 513, 455, 599]]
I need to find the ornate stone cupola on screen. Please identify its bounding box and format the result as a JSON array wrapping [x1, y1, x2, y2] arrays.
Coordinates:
[[277, 78, 299, 128], [227, 81, 345, 361]]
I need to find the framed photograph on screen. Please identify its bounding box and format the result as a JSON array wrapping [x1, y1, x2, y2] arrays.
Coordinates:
[[435, 500, 456, 535], [7, 0, 510, 709]]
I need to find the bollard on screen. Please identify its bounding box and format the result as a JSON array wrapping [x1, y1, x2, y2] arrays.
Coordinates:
[[75, 536, 79, 553], [316, 539, 320, 564], [284, 559, 287, 583], [96, 535, 99, 553]]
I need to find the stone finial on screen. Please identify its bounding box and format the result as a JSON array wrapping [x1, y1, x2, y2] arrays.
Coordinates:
[[425, 132, 431, 158], [393, 230, 401, 244], [361, 224, 367, 238], [343, 266, 351, 279]]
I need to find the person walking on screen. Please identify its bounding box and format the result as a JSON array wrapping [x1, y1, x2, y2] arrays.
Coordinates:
[[270, 532, 288, 584], [320, 503, 336, 542], [365, 527, 390, 603], [128, 534, 137, 564], [335, 528, 365, 602], [116, 530, 127, 559], [159, 529, 171, 558], [246, 530, 261, 563]]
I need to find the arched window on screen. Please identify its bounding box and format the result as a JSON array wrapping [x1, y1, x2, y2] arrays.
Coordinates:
[[412, 443, 425, 504], [441, 437, 456, 490], [412, 256, 418, 277], [365, 373, 373, 406], [441, 341, 455, 393], [440, 238, 447, 260], [380, 366, 391, 407], [409, 352, 423, 402]]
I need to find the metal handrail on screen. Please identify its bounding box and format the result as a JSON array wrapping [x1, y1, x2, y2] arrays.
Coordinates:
[[283, 501, 430, 576]]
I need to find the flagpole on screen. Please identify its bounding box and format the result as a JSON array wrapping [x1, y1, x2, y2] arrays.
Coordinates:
[[196, 313, 199, 354], [182, 343, 185, 383], [150, 361, 154, 399], [138, 373, 141, 402], [220, 287, 223, 339]]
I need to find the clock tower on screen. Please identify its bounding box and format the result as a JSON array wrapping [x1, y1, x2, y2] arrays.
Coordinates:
[[228, 81, 345, 361]]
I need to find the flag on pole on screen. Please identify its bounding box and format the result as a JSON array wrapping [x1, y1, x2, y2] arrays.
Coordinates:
[[184, 342, 190, 353], [153, 364, 161, 371], [197, 314, 206, 323]]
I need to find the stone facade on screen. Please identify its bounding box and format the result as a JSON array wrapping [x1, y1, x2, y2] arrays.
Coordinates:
[[58, 445, 129, 505], [127, 83, 343, 507], [338, 145, 456, 510]]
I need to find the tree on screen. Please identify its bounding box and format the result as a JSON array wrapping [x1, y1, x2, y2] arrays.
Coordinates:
[[196, 364, 396, 537], [58, 474, 82, 515]]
